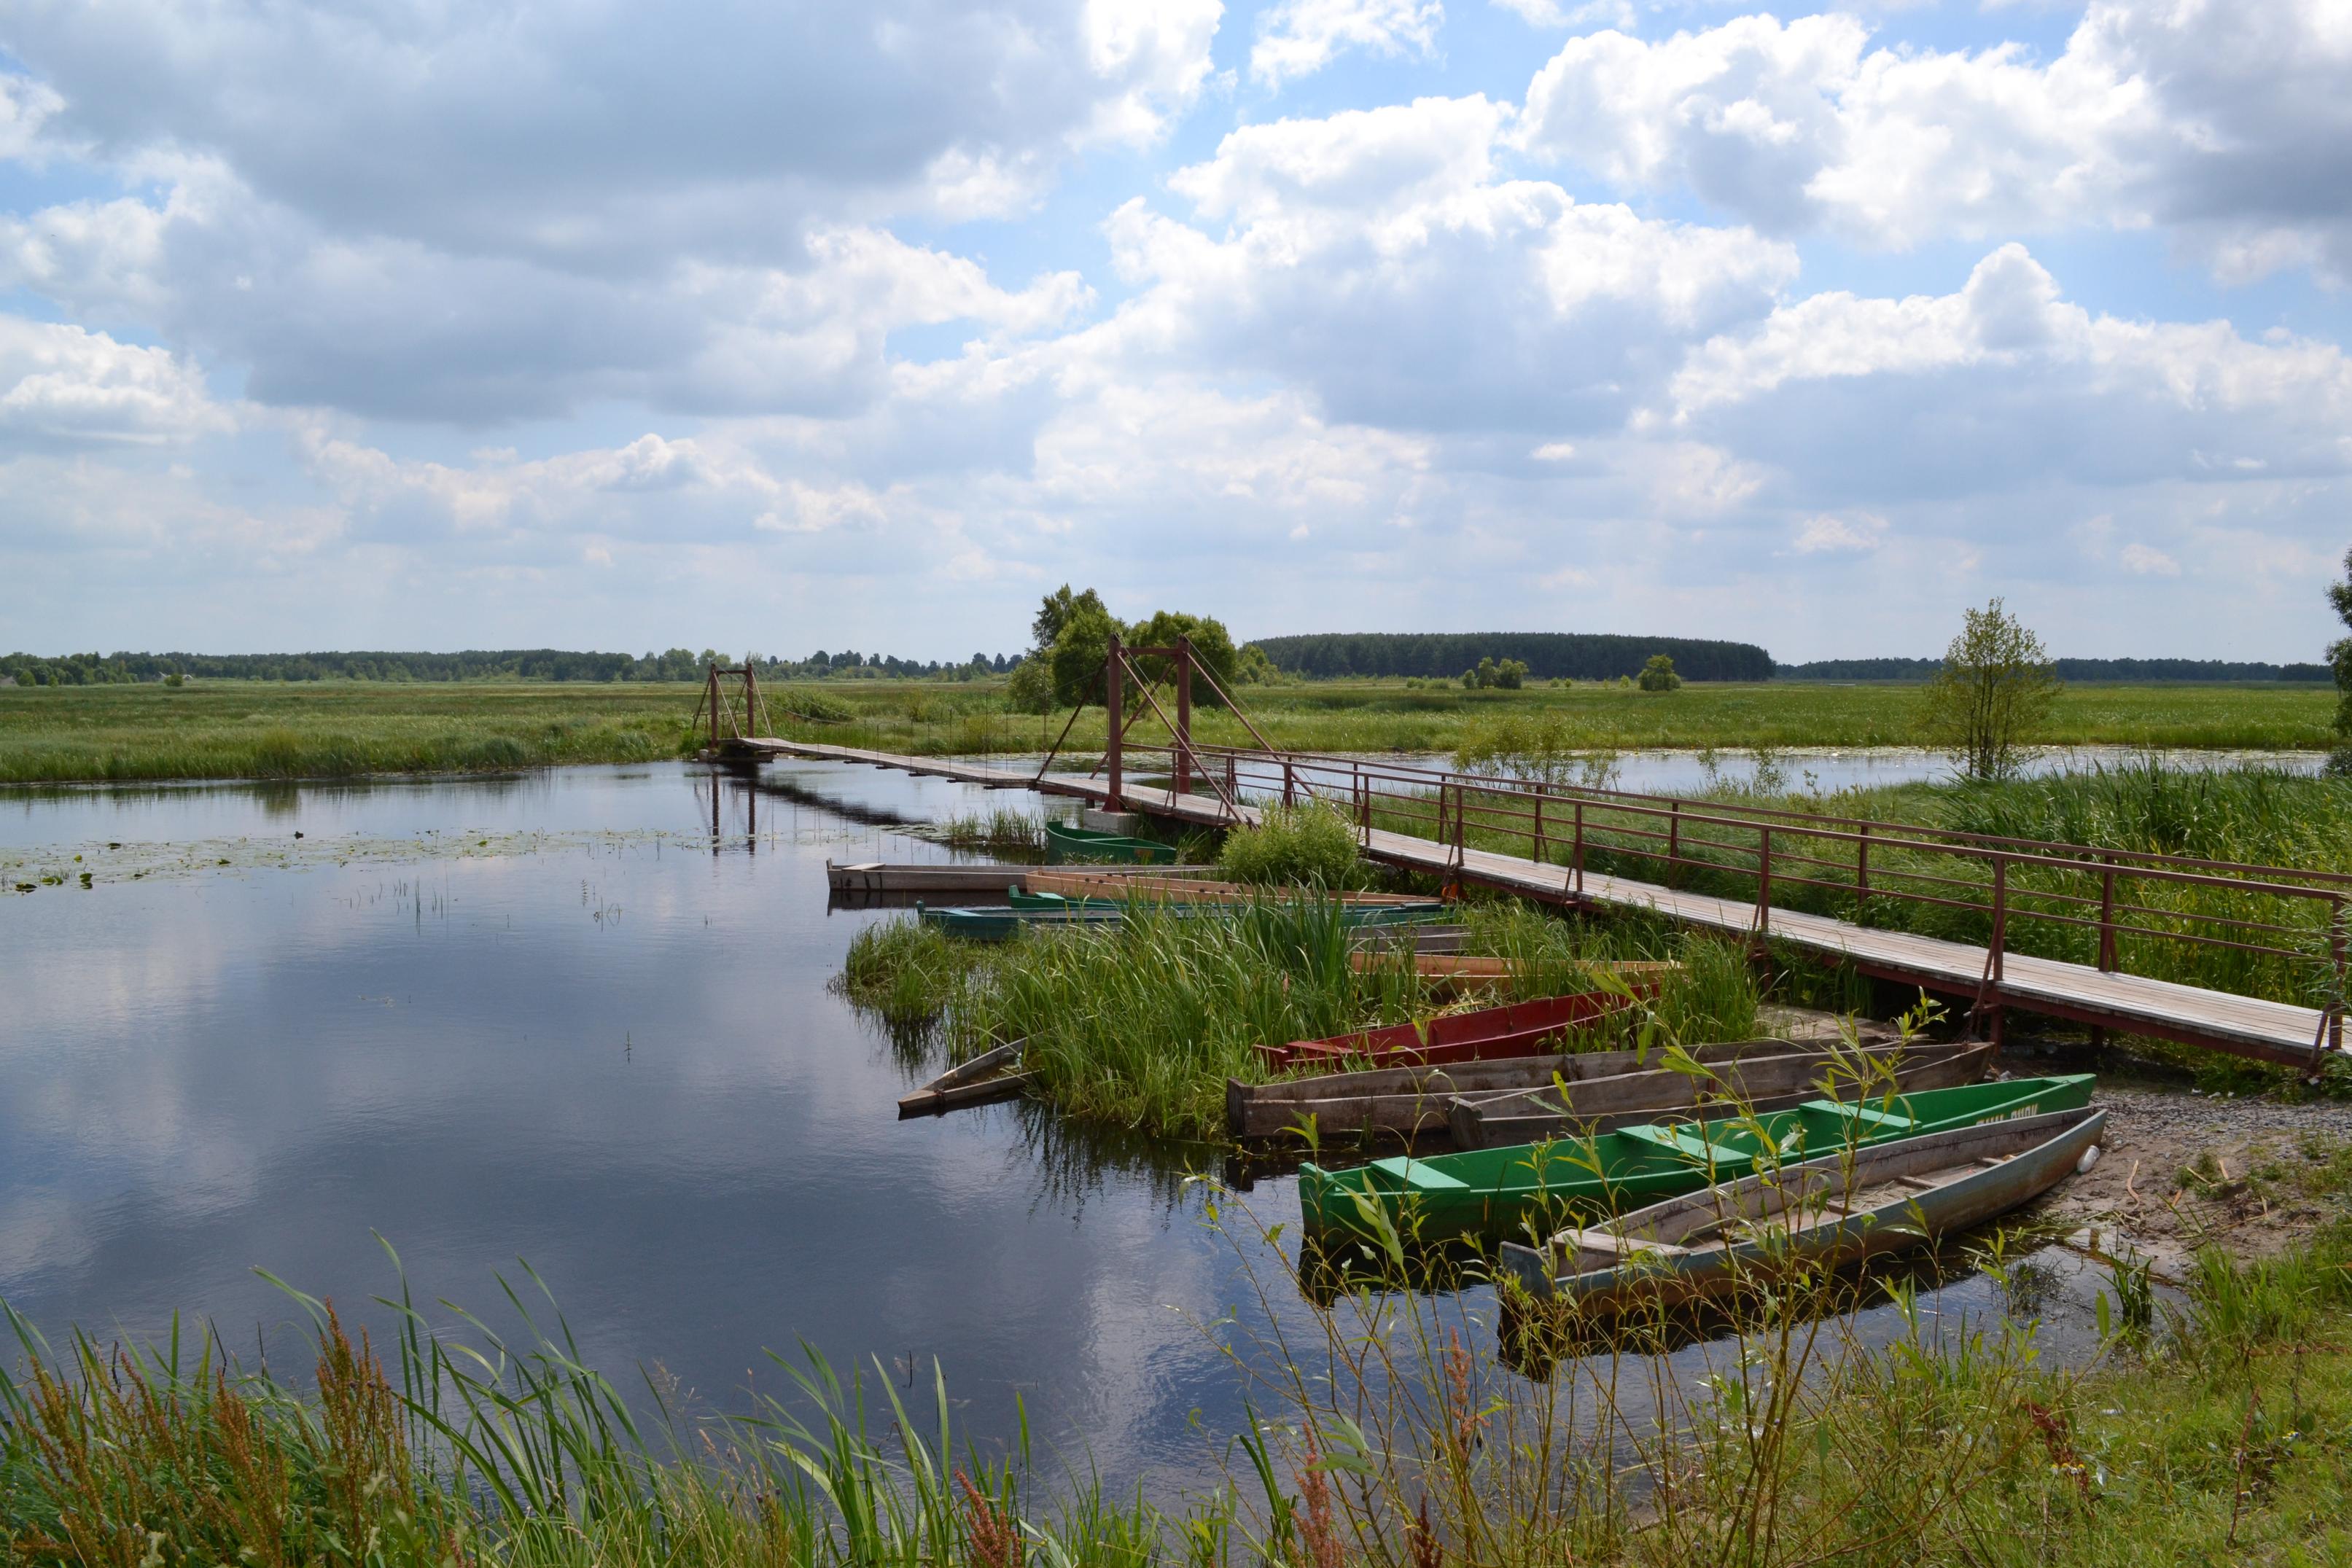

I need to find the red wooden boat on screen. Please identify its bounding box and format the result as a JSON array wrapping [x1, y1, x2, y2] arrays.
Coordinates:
[[1255, 986, 1651, 1071]]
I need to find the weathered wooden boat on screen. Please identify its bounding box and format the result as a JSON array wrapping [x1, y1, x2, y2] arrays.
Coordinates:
[[1496, 1107, 2107, 1308], [1446, 1041, 1995, 1149], [897, 1041, 1033, 1116], [828, 861, 1215, 894], [1345, 953, 1685, 999], [1028, 869, 1437, 908], [916, 902, 1129, 939], [1257, 986, 1659, 1073], [1227, 1036, 1880, 1143], [1297, 1074, 2096, 1241], [1346, 924, 1469, 955], [1043, 822, 1181, 865], [1008, 888, 1449, 927]]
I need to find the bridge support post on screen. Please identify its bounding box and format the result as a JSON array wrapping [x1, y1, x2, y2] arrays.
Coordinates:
[[1175, 636, 1192, 798], [1105, 633, 1124, 810], [706, 665, 721, 752]]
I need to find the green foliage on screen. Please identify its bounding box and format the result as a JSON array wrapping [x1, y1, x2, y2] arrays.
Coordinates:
[[833, 918, 979, 1028], [1920, 598, 2064, 780], [1638, 653, 1682, 692], [1215, 799, 1366, 887], [2327, 545, 2352, 746], [1255, 630, 1775, 681]]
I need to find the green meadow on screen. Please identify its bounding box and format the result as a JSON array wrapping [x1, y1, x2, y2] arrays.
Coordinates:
[[0, 677, 2333, 784]]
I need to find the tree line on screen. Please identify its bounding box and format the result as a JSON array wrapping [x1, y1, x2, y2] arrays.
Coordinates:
[[1251, 632, 1775, 682], [0, 648, 1024, 687], [1783, 656, 2329, 683]]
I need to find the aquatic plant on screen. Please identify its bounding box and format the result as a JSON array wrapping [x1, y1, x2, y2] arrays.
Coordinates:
[[1215, 799, 1366, 888]]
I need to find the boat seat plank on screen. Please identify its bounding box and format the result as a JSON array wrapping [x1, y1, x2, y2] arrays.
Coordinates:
[[1370, 1157, 1470, 1192], [1806, 1099, 1916, 1131], [1623, 1125, 1748, 1164]]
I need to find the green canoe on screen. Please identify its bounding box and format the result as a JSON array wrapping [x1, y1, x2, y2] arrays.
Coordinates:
[[916, 902, 1132, 940], [1044, 822, 1182, 865], [1298, 1073, 2095, 1243]]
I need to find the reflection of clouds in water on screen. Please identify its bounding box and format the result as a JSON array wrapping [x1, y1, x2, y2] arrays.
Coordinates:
[[0, 762, 1291, 1497]]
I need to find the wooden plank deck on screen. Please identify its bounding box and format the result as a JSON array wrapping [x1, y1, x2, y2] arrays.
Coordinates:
[[731, 739, 2335, 1066]]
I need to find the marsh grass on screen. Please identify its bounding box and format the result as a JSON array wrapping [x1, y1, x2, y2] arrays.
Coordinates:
[[837, 897, 1767, 1142], [1384, 760, 2352, 1027], [0, 1258, 1210, 1568], [925, 808, 1048, 856], [2, 680, 2333, 784]]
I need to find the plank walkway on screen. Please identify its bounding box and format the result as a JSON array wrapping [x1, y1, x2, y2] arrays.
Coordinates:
[[736, 739, 2335, 1066]]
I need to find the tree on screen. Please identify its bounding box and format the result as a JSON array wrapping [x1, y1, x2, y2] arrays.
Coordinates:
[[1493, 658, 1528, 690], [1637, 653, 1682, 692], [1125, 609, 1241, 706], [2329, 547, 2352, 746], [1919, 598, 2062, 781], [1032, 585, 1108, 654]]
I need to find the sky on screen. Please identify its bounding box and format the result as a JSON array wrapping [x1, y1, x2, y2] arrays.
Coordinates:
[[2, 0, 2350, 664]]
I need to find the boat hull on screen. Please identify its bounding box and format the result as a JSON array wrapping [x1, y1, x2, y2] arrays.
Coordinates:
[[1258, 987, 1651, 1072], [1296, 1074, 2097, 1243], [1446, 1042, 1995, 1149], [1043, 823, 1180, 864], [1497, 1107, 2107, 1309]]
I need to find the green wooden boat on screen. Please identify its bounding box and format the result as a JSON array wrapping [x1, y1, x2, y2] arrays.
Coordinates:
[[916, 902, 1132, 940], [1006, 888, 1448, 925], [1297, 1074, 2095, 1243], [1044, 822, 1181, 865]]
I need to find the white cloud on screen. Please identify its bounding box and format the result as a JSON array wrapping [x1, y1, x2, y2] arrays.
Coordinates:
[[0, 71, 64, 162], [0, 315, 227, 447], [1518, 1, 2352, 281], [1251, 0, 1445, 88], [2120, 541, 2181, 576], [1102, 95, 1795, 434], [1792, 512, 1888, 553]]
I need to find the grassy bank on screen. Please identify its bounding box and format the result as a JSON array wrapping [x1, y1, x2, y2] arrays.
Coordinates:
[[7, 1198, 2350, 1564], [839, 898, 1767, 1142], [1, 678, 2335, 784], [1405, 759, 2352, 1041]]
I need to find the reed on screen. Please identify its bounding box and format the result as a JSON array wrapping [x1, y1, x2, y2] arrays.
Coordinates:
[[840, 897, 1766, 1141]]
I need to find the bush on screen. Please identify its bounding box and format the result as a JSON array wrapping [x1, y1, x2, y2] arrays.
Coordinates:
[[1216, 799, 1365, 887], [1637, 653, 1682, 692]]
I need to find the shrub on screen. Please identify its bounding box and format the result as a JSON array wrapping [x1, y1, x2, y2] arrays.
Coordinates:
[[1637, 653, 1682, 692], [1217, 799, 1365, 887]]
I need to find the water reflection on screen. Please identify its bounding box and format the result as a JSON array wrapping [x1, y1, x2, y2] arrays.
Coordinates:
[[0, 759, 2143, 1507]]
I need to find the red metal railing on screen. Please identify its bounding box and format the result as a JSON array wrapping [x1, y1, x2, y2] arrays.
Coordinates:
[[1102, 741, 2348, 1059]]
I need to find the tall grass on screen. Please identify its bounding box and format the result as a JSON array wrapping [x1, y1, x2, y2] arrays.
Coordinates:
[[840, 899, 1768, 1141], [1216, 800, 1368, 888], [1387, 759, 2352, 1017], [0, 1262, 1210, 1567]]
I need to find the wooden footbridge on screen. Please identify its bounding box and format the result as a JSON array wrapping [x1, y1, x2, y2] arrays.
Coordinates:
[[696, 652, 2348, 1072]]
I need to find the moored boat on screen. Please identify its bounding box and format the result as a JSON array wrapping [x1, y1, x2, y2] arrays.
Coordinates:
[[897, 1041, 1033, 1116], [1226, 1035, 1912, 1144], [1256, 986, 1659, 1072], [1297, 1073, 2097, 1242], [1446, 1041, 1995, 1149], [1495, 1107, 2107, 1308], [1008, 888, 1449, 927], [1028, 869, 1437, 908], [1043, 822, 1182, 864]]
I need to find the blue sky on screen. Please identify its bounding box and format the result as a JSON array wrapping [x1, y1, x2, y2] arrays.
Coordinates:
[[2, 0, 2349, 663]]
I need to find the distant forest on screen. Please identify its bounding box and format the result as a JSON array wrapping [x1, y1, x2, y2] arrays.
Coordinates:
[[1253, 633, 1776, 682], [1779, 657, 2330, 683], [0, 647, 1021, 687], [3, 643, 2330, 688]]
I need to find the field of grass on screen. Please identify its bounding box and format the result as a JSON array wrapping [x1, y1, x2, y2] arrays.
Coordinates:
[[0, 676, 2335, 784], [8, 1176, 2351, 1565]]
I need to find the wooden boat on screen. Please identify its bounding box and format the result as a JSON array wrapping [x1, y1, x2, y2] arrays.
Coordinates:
[[1346, 924, 1469, 955], [1008, 888, 1448, 926], [1228, 1036, 1876, 1143], [917, 902, 1128, 939], [1496, 1107, 2108, 1308], [828, 861, 1214, 894], [1257, 987, 1659, 1073], [897, 1041, 1032, 1116], [1347, 953, 1685, 999], [1028, 870, 1437, 908], [1044, 822, 1181, 865], [1446, 1042, 1995, 1149], [1296, 1074, 2096, 1242]]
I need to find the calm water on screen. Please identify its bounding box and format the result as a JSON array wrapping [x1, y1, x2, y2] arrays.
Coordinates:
[[0, 760, 2126, 1495]]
